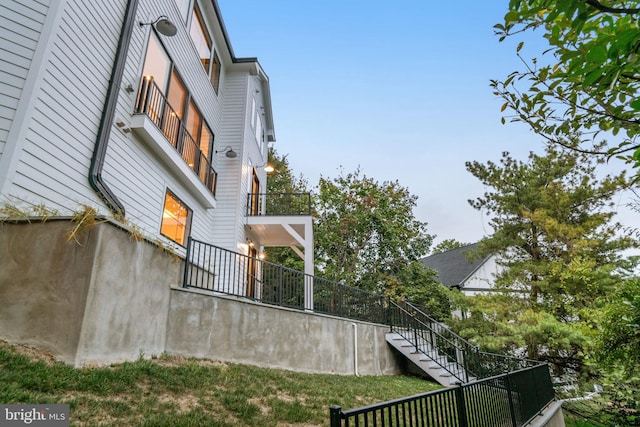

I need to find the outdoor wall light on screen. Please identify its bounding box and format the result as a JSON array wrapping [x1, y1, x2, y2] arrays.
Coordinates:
[[216, 146, 238, 158], [254, 161, 274, 173], [139, 16, 177, 37]]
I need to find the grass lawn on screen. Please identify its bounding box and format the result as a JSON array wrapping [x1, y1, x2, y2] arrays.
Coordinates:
[[0, 340, 441, 426]]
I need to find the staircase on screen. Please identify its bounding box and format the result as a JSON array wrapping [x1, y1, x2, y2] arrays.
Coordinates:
[[386, 331, 471, 386], [386, 301, 478, 386], [386, 301, 539, 387]]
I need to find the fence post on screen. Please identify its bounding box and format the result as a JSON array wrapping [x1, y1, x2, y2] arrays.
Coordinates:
[[454, 382, 469, 427], [505, 374, 518, 427], [182, 236, 192, 288], [329, 405, 342, 427]]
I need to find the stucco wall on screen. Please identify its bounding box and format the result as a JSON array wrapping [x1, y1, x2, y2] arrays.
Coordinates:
[[0, 219, 181, 366], [74, 222, 182, 366], [0, 219, 403, 376], [166, 287, 403, 376], [0, 219, 95, 364]]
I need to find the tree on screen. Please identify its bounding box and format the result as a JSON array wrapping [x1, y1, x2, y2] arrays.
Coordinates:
[[313, 168, 433, 293], [430, 239, 470, 255], [493, 1, 640, 173], [384, 260, 452, 321], [456, 146, 635, 375]]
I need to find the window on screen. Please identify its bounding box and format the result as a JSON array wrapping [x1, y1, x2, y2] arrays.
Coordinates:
[[183, 1, 222, 94], [141, 33, 171, 91], [161, 191, 192, 245], [189, 4, 212, 72], [136, 33, 218, 196], [210, 50, 221, 94]]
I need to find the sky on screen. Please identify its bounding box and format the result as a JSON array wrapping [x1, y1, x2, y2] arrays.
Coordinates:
[[216, 1, 639, 248]]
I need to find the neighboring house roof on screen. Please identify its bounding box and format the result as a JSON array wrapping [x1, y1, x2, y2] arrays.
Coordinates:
[[421, 243, 490, 289]]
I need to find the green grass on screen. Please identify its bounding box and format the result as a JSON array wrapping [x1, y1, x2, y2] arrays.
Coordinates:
[[0, 340, 441, 426]]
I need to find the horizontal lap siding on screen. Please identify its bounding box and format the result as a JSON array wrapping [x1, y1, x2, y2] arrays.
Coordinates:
[[8, 0, 125, 212], [102, 0, 222, 243], [0, 0, 48, 158], [212, 71, 247, 251]]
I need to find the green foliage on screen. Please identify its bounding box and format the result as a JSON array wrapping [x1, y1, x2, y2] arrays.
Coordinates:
[[313, 168, 433, 293], [430, 239, 471, 255], [493, 0, 640, 174], [456, 146, 636, 375], [596, 278, 640, 373], [384, 260, 453, 321]]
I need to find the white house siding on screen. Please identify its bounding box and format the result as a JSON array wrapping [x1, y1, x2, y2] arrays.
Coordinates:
[[97, 0, 226, 244], [0, 1, 47, 156], [0, 0, 48, 167], [3, 0, 124, 211], [212, 70, 248, 252], [462, 255, 501, 296]]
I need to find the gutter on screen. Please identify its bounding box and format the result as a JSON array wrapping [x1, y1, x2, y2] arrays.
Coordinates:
[[89, 0, 140, 216]]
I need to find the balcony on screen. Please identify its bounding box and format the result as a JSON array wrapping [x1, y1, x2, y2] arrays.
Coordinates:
[[246, 193, 311, 217], [245, 192, 314, 275], [131, 77, 217, 207]]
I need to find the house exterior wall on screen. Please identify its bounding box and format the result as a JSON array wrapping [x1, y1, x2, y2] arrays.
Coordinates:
[[0, 0, 51, 160], [0, 0, 271, 253], [461, 255, 503, 296]]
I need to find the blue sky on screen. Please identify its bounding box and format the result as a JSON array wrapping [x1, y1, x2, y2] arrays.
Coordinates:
[[216, 1, 637, 247]]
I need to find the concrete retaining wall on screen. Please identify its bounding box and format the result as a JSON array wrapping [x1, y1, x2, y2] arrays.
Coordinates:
[[0, 220, 95, 364], [0, 219, 403, 375], [166, 287, 402, 376]]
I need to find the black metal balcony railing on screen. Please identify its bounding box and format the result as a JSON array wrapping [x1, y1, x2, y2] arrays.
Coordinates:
[[135, 76, 217, 196], [330, 363, 556, 427], [184, 238, 391, 320], [246, 193, 312, 216]]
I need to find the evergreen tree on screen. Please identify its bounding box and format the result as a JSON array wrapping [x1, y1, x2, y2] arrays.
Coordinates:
[[457, 146, 635, 375]]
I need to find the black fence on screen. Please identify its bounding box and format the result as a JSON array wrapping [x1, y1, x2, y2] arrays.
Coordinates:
[[246, 192, 312, 216], [389, 301, 540, 384], [330, 363, 555, 427], [183, 238, 388, 320]]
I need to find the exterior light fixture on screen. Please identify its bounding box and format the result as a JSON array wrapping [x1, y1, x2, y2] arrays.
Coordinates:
[[263, 164, 275, 173], [254, 161, 274, 173], [216, 146, 237, 158], [139, 16, 177, 37]]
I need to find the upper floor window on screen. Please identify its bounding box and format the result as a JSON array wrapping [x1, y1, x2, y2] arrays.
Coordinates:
[[175, 0, 222, 95], [136, 32, 217, 195], [190, 4, 211, 73]]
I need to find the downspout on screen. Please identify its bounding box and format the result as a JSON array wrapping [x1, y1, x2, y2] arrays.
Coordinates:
[[352, 323, 359, 377], [88, 0, 141, 216]]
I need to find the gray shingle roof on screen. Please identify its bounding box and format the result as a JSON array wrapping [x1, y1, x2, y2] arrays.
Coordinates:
[[421, 243, 488, 288]]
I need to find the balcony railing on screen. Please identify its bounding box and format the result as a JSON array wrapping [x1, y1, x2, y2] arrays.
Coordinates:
[[183, 238, 387, 321], [246, 193, 312, 216], [135, 76, 217, 196]]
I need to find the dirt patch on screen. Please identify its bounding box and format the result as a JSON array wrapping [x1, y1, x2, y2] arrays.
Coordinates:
[[0, 339, 59, 366]]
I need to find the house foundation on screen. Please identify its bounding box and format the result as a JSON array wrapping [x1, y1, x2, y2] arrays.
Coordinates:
[[0, 219, 402, 375]]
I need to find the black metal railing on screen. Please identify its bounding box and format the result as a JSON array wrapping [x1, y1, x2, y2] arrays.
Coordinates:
[[135, 76, 217, 195], [330, 363, 555, 427], [246, 192, 312, 216], [389, 301, 540, 383], [183, 238, 387, 320]]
